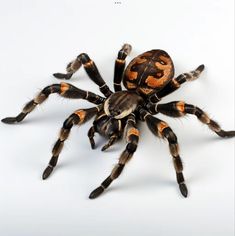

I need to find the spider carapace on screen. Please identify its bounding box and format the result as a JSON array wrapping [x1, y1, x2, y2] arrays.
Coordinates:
[[2, 44, 234, 199]]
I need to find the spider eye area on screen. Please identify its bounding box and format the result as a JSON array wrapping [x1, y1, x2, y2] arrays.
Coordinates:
[[104, 101, 134, 119], [104, 91, 142, 119]]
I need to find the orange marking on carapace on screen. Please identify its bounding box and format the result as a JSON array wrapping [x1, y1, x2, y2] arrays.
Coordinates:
[[157, 121, 168, 134], [138, 87, 154, 95], [74, 110, 86, 123], [155, 55, 172, 70], [176, 101, 185, 113], [145, 75, 168, 88], [154, 55, 173, 88], [60, 83, 70, 94], [127, 71, 138, 80], [126, 81, 137, 89], [141, 52, 153, 57], [159, 55, 170, 64], [135, 57, 147, 64]]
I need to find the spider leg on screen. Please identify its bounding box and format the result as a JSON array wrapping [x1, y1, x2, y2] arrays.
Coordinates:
[[89, 114, 139, 199], [87, 125, 96, 149], [42, 106, 100, 179], [138, 108, 188, 197], [101, 135, 118, 151], [157, 101, 235, 138], [149, 64, 205, 103], [53, 53, 112, 97], [1, 83, 104, 124], [113, 43, 132, 92], [101, 118, 123, 151]]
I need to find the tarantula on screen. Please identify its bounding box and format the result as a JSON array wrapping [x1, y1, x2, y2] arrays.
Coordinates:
[[2, 44, 235, 199]]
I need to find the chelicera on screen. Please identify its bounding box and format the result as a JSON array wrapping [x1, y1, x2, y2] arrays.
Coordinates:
[[2, 44, 234, 199]]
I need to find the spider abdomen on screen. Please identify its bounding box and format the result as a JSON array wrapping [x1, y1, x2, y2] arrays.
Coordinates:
[[123, 49, 174, 97]]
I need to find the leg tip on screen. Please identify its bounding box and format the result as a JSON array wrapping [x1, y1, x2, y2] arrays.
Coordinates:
[[53, 73, 72, 80], [216, 130, 235, 138], [53, 73, 66, 79], [101, 146, 107, 152], [179, 183, 188, 198], [89, 186, 104, 199], [196, 64, 205, 73], [123, 43, 132, 54], [1, 117, 17, 124], [42, 166, 53, 180], [90, 141, 95, 150]]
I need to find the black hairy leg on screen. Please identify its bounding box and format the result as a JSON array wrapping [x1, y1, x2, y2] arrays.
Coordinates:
[[1, 83, 104, 124], [149, 64, 205, 103], [101, 135, 119, 151], [138, 108, 188, 197], [2, 44, 234, 199], [113, 44, 132, 92], [157, 101, 235, 138], [87, 125, 96, 149], [42, 106, 100, 179], [53, 53, 112, 97], [89, 113, 139, 199]]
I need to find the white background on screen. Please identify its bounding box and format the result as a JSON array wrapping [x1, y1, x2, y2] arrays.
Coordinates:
[[0, 0, 234, 235]]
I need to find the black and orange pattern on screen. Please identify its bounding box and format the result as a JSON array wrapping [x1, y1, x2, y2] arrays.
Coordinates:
[[2, 43, 234, 199], [123, 50, 174, 96]]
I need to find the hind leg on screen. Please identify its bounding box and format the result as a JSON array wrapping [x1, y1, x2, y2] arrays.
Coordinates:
[[89, 114, 139, 199], [149, 65, 205, 103], [54, 53, 112, 97]]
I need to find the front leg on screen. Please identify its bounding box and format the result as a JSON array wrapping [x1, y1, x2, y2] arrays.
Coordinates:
[[89, 114, 139, 199], [1, 83, 104, 124], [54, 53, 112, 97]]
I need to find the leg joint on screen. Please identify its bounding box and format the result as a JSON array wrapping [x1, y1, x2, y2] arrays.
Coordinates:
[[118, 50, 128, 60], [77, 53, 90, 64], [162, 127, 178, 144], [126, 143, 137, 153]]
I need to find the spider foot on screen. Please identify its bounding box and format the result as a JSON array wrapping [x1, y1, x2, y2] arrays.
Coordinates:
[[196, 64, 205, 73], [2, 117, 18, 124], [179, 183, 188, 198], [122, 43, 132, 54], [89, 186, 104, 199], [42, 165, 54, 180], [101, 136, 117, 151], [101, 144, 109, 151], [216, 130, 235, 138], [90, 141, 95, 149], [1, 113, 27, 124], [187, 64, 205, 81], [53, 73, 73, 80]]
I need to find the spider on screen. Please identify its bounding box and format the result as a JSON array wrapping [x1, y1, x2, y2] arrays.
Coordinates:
[[2, 44, 235, 199]]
